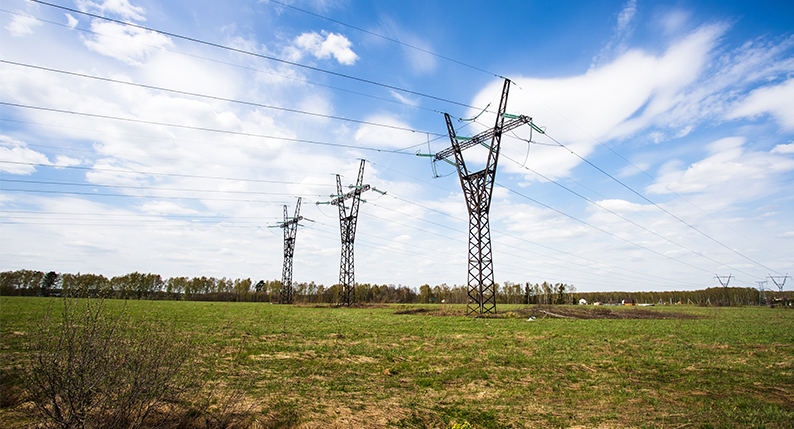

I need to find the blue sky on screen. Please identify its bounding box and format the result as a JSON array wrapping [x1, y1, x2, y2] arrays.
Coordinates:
[[1, 0, 792, 292]]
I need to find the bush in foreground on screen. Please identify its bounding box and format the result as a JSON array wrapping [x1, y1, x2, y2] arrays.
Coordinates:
[[25, 298, 193, 428]]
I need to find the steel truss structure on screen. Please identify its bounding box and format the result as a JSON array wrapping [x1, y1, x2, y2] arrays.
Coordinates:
[[279, 197, 303, 304], [327, 160, 384, 306], [768, 274, 790, 292], [715, 274, 733, 306], [435, 78, 536, 315]]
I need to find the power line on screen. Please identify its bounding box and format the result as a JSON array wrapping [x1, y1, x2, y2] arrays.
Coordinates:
[[497, 152, 759, 278], [461, 115, 780, 279], [367, 199, 694, 288], [381, 193, 704, 288], [0, 178, 327, 196], [496, 183, 732, 277], [0, 160, 331, 186], [369, 160, 714, 286], [0, 117, 393, 175], [266, 0, 499, 77], [0, 209, 282, 221], [0, 8, 444, 115], [513, 86, 789, 262], [538, 130, 781, 275], [0, 60, 446, 137], [0, 187, 320, 204], [27, 0, 483, 111], [0, 102, 419, 155]]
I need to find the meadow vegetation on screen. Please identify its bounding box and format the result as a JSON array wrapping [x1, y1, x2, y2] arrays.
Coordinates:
[[1, 297, 792, 428]]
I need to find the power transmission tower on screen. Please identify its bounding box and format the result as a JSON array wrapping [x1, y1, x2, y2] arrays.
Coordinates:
[[318, 160, 385, 306], [275, 198, 304, 304], [768, 274, 790, 292], [433, 78, 540, 315], [715, 274, 733, 306], [757, 280, 768, 306]]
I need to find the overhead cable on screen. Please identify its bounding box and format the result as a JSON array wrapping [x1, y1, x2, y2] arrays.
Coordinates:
[[0, 60, 446, 137], [0, 102, 418, 155], [266, 0, 500, 77], [27, 0, 483, 111], [539, 131, 781, 275]]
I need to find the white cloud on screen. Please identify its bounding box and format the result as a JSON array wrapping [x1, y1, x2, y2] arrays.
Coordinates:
[[0, 136, 49, 174], [728, 78, 794, 131], [354, 115, 419, 148], [376, 15, 437, 75], [618, 162, 650, 178], [390, 90, 420, 107], [616, 0, 638, 33], [779, 231, 794, 239], [5, 13, 42, 37], [76, 0, 146, 21], [292, 31, 358, 65], [592, 0, 638, 66], [771, 142, 794, 154], [592, 199, 655, 213], [82, 21, 172, 66], [647, 136, 794, 204], [658, 9, 692, 35], [65, 14, 79, 29], [472, 21, 794, 180], [138, 201, 198, 215], [54, 156, 82, 168]]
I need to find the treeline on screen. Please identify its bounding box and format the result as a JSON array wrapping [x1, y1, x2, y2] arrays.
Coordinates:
[[418, 281, 578, 305], [0, 270, 420, 304], [0, 270, 576, 305], [576, 287, 792, 306], [1, 270, 789, 305]]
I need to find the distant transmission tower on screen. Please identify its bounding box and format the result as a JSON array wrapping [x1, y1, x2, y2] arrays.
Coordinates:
[[715, 274, 733, 306], [433, 78, 541, 315], [272, 197, 309, 304], [757, 280, 768, 306], [318, 160, 385, 306], [768, 274, 790, 292]]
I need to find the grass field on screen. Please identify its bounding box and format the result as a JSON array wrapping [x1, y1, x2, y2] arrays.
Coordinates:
[[1, 297, 793, 428]]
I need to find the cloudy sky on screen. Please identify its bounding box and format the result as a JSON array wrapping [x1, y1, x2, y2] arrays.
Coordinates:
[[1, 0, 792, 292]]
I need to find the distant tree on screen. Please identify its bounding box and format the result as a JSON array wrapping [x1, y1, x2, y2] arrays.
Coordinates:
[[419, 284, 432, 303], [0, 271, 19, 295], [41, 271, 58, 297], [166, 277, 189, 296]]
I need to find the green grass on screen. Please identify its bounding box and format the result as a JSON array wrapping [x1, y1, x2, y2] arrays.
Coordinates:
[[2, 298, 793, 428]]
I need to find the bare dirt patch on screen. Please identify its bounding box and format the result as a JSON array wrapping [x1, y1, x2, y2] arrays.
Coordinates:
[[516, 305, 700, 320]]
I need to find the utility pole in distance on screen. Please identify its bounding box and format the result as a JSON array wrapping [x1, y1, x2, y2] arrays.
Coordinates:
[[715, 274, 733, 306], [433, 78, 541, 315], [272, 197, 309, 304], [768, 274, 790, 292], [318, 160, 385, 306], [757, 280, 768, 306]]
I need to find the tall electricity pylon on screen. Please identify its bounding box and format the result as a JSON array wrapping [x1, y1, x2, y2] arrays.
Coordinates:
[[768, 274, 790, 292], [319, 160, 385, 306], [278, 198, 303, 304], [757, 280, 768, 306], [434, 78, 539, 315], [715, 274, 733, 306]]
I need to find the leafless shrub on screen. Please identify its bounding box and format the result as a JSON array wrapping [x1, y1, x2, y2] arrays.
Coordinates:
[[24, 298, 191, 428]]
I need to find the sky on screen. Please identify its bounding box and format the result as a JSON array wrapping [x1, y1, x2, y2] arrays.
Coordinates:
[[1, 0, 793, 293]]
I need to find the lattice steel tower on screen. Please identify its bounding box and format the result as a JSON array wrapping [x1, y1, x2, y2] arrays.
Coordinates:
[[323, 160, 384, 306], [768, 274, 790, 292], [434, 78, 537, 315], [278, 198, 303, 304]]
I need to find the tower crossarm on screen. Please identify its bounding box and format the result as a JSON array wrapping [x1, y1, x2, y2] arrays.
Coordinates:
[[329, 184, 371, 206], [434, 114, 534, 162]]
